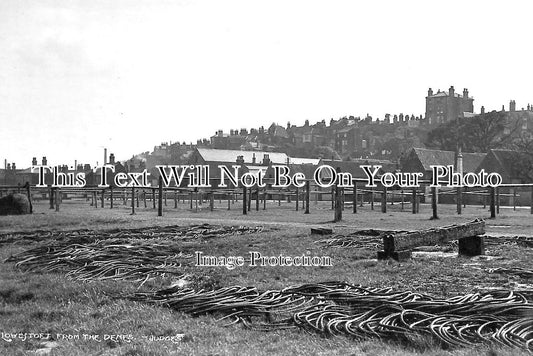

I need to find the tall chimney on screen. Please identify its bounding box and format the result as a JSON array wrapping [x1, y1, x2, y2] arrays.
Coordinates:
[[463, 88, 468, 98], [449, 86, 455, 97], [42, 156, 47, 165], [109, 153, 115, 164], [32, 157, 37, 166], [510, 100, 516, 112], [104, 148, 107, 165], [481, 106, 485, 114], [4, 159, 6, 169], [428, 88, 433, 97]]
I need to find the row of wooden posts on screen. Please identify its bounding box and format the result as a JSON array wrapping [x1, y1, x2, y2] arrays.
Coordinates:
[[9, 179, 533, 221]]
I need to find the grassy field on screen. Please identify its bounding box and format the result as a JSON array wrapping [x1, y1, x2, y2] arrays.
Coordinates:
[[1, 199, 532, 355]]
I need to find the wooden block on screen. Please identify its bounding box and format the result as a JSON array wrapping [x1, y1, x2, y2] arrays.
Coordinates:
[[377, 250, 412, 261], [311, 227, 333, 235], [458, 235, 485, 256]]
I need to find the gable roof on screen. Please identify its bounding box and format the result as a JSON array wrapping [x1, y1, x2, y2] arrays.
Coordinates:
[[197, 148, 288, 164], [479, 149, 526, 180], [410, 147, 486, 172], [195, 148, 318, 166]]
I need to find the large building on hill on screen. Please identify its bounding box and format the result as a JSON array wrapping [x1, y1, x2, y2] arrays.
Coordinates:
[[425, 86, 474, 125]]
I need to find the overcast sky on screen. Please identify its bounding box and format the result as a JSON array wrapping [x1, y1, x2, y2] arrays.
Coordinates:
[[1, 0, 532, 167]]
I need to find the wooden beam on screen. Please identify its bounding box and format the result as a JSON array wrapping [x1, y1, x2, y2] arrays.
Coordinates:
[[382, 219, 485, 253]]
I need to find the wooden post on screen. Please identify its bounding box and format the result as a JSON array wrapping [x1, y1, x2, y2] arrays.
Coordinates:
[[352, 182, 357, 214], [496, 187, 500, 214], [164, 191, 167, 206], [242, 186, 247, 215], [210, 192, 214, 211], [190, 191, 193, 210], [305, 180, 310, 214], [401, 190, 404, 211], [381, 186, 387, 213], [55, 188, 60, 211], [490, 186, 496, 219], [295, 187, 299, 211], [143, 190, 147, 208], [248, 188, 252, 212], [431, 186, 438, 220], [334, 183, 342, 222], [513, 189, 517, 211], [94, 191, 98, 208], [228, 193, 231, 210], [174, 191, 178, 209], [101, 189, 105, 208], [255, 189, 259, 211], [136, 191, 139, 208], [411, 188, 416, 214], [457, 186, 462, 215], [158, 176, 163, 217], [370, 187, 374, 210], [49, 187, 54, 209], [263, 187, 267, 210], [110, 186, 113, 209], [131, 187, 135, 215], [152, 188, 156, 209]]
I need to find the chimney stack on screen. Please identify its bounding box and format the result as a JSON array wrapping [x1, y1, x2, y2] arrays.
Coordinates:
[[428, 88, 433, 97], [510, 100, 516, 112], [12, 163, 16, 170], [42, 156, 47, 165], [449, 86, 455, 97], [481, 106, 485, 114], [252, 153, 256, 164], [109, 153, 115, 164], [32, 157, 37, 166], [236, 155, 244, 165], [263, 154, 270, 166], [463, 88, 468, 98], [104, 148, 107, 165]]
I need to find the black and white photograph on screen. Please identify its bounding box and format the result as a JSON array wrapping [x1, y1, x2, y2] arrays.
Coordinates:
[[1, 1, 533, 355]]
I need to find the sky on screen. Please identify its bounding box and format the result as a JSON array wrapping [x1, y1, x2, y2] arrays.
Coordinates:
[[1, 0, 532, 168]]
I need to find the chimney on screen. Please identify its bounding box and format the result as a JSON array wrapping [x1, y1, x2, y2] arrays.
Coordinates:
[[263, 154, 270, 166], [12, 163, 16, 170], [109, 153, 115, 164], [7, 163, 11, 170], [42, 156, 47, 165], [252, 153, 256, 164], [428, 88, 433, 97], [481, 106, 485, 114], [510, 100, 516, 112], [4, 159, 6, 169], [463, 88, 468, 98], [104, 148, 107, 165], [449, 86, 455, 97], [32, 157, 37, 166], [287, 121, 291, 129], [236, 155, 244, 165]]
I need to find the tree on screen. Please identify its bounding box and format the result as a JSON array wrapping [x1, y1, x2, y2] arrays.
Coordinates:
[[425, 111, 519, 152]]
